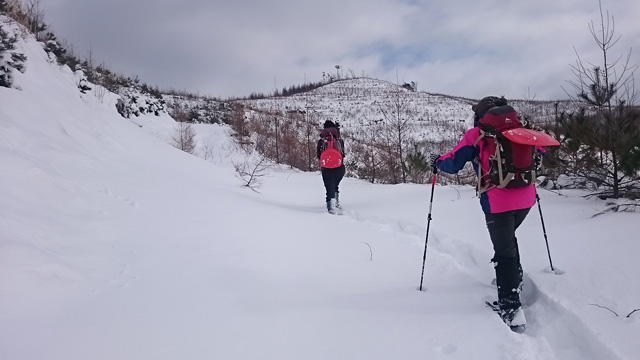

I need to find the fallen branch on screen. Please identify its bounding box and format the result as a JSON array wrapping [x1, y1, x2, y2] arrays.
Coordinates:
[[232, 152, 270, 192], [627, 309, 640, 318], [589, 303, 619, 316], [589, 304, 640, 318], [592, 201, 639, 218], [360, 242, 373, 261]]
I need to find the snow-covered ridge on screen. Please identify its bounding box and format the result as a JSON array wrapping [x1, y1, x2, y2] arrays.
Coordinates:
[[242, 77, 474, 129], [238, 76, 567, 154]]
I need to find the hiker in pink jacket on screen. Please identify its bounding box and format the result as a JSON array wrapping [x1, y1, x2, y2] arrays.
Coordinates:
[[430, 96, 544, 330]]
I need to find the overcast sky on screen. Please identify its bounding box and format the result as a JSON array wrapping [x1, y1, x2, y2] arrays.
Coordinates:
[[41, 0, 639, 101]]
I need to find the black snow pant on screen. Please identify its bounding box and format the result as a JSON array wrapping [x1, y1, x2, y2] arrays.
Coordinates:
[[484, 208, 531, 311], [321, 165, 345, 202]]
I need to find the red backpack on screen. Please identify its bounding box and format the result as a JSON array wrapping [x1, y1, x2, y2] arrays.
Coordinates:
[[320, 134, 343, 169], [476, 105, 536, 189]]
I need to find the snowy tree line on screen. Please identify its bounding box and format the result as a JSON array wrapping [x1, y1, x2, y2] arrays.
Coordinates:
[[1, 0, 165, 117]]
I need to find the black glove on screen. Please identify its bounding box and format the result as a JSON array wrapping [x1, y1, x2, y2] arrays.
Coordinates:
[[429, 154, 440, 170]]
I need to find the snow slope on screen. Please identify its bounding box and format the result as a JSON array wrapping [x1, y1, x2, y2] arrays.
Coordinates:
[[1, 27, 639, 360]]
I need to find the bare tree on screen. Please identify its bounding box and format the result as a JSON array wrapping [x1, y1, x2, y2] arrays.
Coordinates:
[[201, 139, 215, 160], [280, 114, 299, 168], [273, 113, 281, 164], [4, 0, 45, 36], [556, 1, 640, 198], [229, 103, 248, 140], [303, 95, 320, 171], [565, 1, 637, 107], [171, 122, 196, 154], [349, 116, 384, 183], [378, 86, 418, 183]]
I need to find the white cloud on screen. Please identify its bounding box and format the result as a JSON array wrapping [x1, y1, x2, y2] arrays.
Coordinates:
[[42, 0, 640, 100]]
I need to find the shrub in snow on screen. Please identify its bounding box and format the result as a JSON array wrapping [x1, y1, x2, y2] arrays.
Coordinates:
[[115, 87, 166, 118], [43, 37, 63, 61], [164, 95, 230, 125], [74, 69, 92, 94], [39, 32, 81, 71], [0, 24, 26, 88]]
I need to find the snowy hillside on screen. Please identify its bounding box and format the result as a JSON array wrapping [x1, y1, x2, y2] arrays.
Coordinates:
[[240, 77, 565, 142], [2, 23, 640, 360], [242, 77, 474, 143]]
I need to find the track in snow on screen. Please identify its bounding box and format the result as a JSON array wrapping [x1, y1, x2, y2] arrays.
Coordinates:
[[340, 208, 623, 360]]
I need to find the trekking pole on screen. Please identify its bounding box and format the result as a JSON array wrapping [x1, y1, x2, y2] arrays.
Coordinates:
[[535, 189, 555, 272], [419, 167, 437, 291]]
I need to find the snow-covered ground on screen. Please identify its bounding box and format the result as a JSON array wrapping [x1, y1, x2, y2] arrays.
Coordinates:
[[1, 27, 639, 360]]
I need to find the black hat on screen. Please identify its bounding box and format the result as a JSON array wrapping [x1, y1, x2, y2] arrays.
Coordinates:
[[473, 96, 508, 126], [323, 120, 336, 129]]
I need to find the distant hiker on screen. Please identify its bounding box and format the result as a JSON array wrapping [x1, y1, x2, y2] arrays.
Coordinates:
[[430, 96, 546, 331], [317, 120, 346, 214]]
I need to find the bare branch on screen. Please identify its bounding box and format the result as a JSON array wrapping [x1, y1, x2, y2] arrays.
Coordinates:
[[232, 145, 270, 191], [360, 242, 373, 261], [589, 303, 619, 316]]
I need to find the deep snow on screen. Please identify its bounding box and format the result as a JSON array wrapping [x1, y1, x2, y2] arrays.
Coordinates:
[[1, 26, 639, 360]]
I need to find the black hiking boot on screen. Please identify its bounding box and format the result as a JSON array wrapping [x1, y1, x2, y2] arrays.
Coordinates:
[[326, 199, 336, 214]]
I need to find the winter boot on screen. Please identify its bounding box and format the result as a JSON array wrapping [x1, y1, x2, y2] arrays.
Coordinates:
[[335, 191, 341, 209], [492, 256, 523, 306], [501, 306, 526, 326], [499, 305, 526, 332], [493, 256, 525, 331], [326, 199, 336, 214]]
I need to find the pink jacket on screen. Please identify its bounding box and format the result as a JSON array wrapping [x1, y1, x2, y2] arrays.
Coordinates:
[[435, 127, 537, 214]]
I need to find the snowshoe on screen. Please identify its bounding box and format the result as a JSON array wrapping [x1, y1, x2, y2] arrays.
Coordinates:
[[485, 300, 526, 333]]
